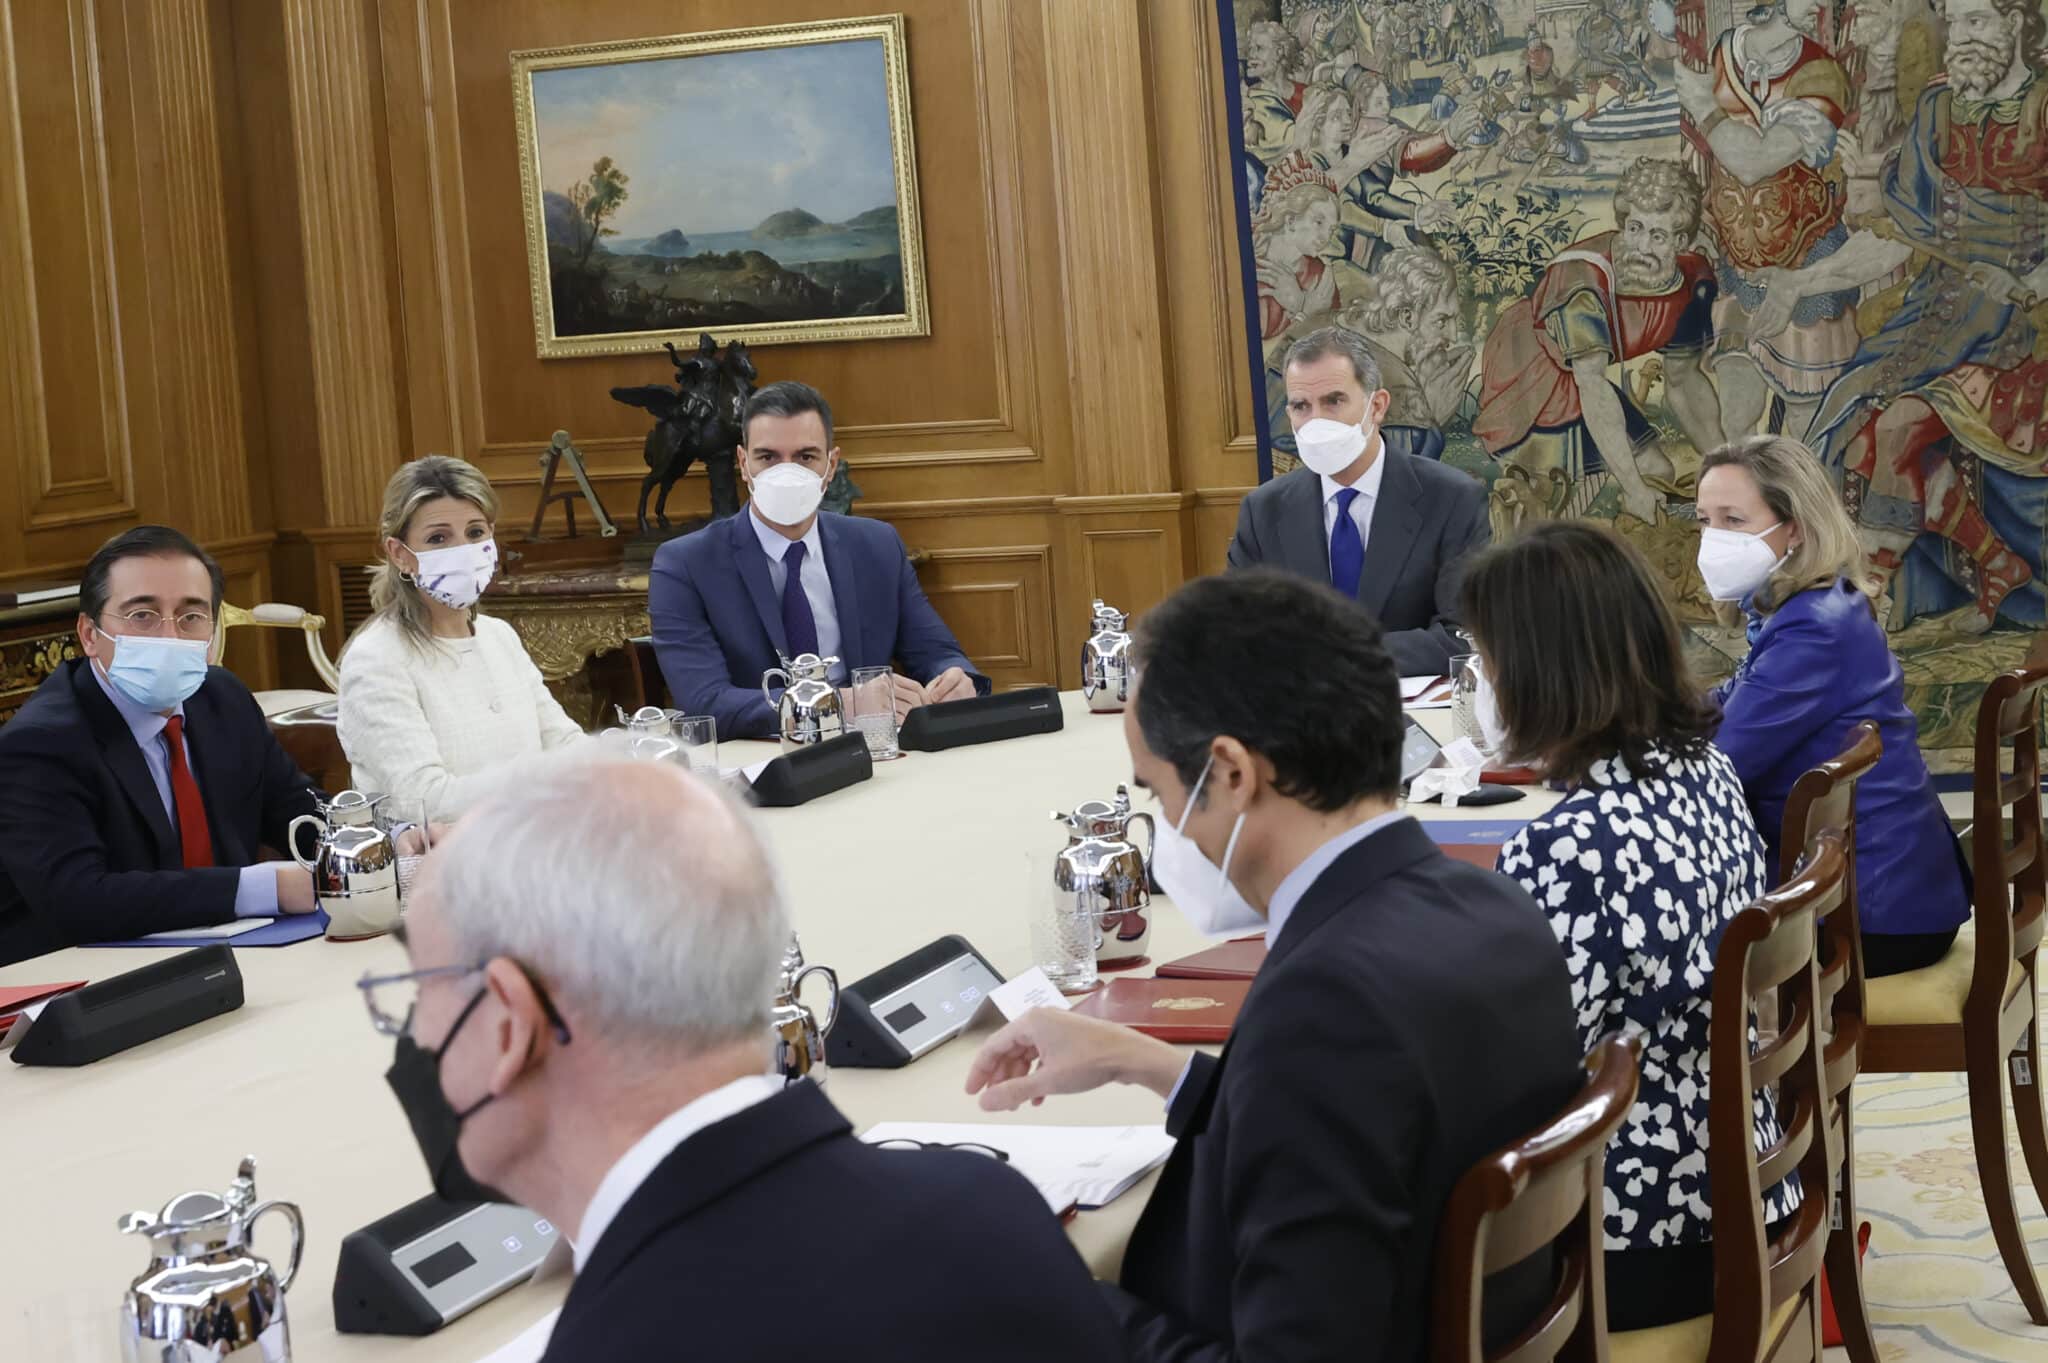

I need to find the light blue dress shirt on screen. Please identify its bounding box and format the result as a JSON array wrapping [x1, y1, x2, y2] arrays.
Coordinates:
[[88, 660, 283, 917], [1163, 808, 1414, 1108], [750, 508, 845, 683]]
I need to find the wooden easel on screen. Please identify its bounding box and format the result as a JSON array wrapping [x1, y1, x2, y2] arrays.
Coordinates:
[[528, 430, 619, 540]]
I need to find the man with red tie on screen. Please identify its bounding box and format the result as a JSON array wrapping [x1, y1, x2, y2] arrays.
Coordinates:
[[0, 526, 323, 965]]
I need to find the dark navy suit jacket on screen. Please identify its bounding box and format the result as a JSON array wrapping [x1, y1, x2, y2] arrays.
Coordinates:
[[0, 659, 320, 965], [1104, 819, 1582, 1363], [649, 510, 988, 739], [1714, 578, 1970, 936], [1224, 451, 1492, 676], [537, 1080, 1129, 1363]]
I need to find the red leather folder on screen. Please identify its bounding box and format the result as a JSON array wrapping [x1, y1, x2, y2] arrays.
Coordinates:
[[0, 980, 86, 1032], [1439, 843, 1501, 870], [1071, 977, 1250, 1043], [1155, 937, 1267, 981]]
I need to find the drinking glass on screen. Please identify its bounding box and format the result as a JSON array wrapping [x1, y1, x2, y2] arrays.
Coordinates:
[[1025, 846, 1100, 993], [849, 666, 902, 761], [1448, 652, 1490, 757], [378, 797, 434, 908], [672, 714, 718, 773]]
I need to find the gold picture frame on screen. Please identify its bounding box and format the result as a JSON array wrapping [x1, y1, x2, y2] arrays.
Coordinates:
[[511, 14, 928, 358]]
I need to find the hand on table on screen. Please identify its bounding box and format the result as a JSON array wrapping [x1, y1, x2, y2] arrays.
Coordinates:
[[922, 666, 977, 705], [965, 1007, 1186, 1111], [275, 865, 317, 914]]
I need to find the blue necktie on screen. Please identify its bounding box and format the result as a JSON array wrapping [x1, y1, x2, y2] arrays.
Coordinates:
[[780, 541, 821, 658], [1329, 487, 1363, 598]]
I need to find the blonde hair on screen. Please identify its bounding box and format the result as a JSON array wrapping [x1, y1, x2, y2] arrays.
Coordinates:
[[359, 455, 501, 651], [1699, 435, 1867, 615]]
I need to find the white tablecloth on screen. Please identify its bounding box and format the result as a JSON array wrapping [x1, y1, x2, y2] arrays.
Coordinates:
[[0, 696, 1546, 1360]]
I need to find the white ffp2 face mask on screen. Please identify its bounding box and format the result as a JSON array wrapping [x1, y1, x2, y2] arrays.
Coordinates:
[[1293, 418, 1369, 477], [410, 538, 497, 610], [749, 463, 827, 527], [1696, 524, 1786, 603], [1151, 756, 1264, 938]]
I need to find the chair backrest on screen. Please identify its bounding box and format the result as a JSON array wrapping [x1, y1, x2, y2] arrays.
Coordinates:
[[1431, 1034, 1642, 1363], [1778, 722, 1879, 1120], [211, 602, 340, 690], [1705, 832, 1846, 1363], [1969, 664, 2048, 1011]]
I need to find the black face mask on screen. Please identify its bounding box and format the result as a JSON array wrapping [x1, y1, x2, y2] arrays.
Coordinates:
[[385, 989, 511, 1206]]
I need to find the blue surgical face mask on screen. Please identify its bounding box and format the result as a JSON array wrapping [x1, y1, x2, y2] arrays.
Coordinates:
[[96, 626, 211, 711]]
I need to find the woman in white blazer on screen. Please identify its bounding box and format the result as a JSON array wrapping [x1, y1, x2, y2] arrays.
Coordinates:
[[338, 456, 583, 820]]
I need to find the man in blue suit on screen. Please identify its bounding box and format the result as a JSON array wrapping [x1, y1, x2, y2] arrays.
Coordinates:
[[650, 381, 988, 739]]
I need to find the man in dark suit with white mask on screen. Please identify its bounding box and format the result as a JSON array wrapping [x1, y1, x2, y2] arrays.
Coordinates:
[[1228, 326, 1491, 675], [967, 570, 1583, 1363]]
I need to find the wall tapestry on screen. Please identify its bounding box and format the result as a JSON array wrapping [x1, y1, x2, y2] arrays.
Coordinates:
[[1221, 0, 2048, 752], [511, 14, 929, 357]]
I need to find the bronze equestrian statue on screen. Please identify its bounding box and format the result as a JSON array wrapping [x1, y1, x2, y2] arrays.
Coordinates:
[[611, 334, 756, 534]]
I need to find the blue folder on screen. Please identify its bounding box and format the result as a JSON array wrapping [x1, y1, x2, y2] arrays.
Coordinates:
[[1417, 819, 1527, 847], [92, 911, 330, 949]]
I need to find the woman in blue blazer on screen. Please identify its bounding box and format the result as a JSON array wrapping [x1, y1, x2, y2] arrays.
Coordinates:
[[1695, 434, 1970, 977]]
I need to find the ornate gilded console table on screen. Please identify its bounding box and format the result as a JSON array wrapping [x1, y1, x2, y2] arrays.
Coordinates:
[[0, 596, 82, 727], [479, 565, 650, 729]]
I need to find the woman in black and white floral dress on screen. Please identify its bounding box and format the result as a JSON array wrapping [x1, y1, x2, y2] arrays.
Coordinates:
[[1460, 521, 1798, 1331]]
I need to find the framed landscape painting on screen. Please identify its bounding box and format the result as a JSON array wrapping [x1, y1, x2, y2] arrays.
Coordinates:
[[511, 15, 928, 357]]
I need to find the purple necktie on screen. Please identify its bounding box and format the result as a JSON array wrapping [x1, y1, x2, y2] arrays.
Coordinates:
[[781, 541, 821, 658]]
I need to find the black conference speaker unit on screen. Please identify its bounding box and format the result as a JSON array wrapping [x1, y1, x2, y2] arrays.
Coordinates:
[[897, 686, 1064, 752], [334, 1194, 560, 1336], [11, 945, 243, 1067], [748, 730, 874, 807]]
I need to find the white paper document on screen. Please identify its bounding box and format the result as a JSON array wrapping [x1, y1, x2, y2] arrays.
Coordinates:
[[987, 967, 1072, 1021], [860, 1122, 1175, 1215], [140, 918, 270, 941], [1401, 674, 1453, 709]]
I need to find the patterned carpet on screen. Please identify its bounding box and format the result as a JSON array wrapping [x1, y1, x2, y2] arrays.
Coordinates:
[[1850, 1062, 2048, 1361]]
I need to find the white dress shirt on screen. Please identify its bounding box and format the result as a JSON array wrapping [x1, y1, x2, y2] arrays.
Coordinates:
[[750, 508, 844, 681], [1164, 808, 1413, 1109], [1319, 434, 1388, 564], [571, 1072, 786, 1272]]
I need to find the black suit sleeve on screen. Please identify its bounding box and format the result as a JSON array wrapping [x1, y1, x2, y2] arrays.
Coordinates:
[[1381, 475, 1492, 677], [1099, 964, 1427, 1363], [1225, 495, 1261, 570], [0, 722, 243, 945]]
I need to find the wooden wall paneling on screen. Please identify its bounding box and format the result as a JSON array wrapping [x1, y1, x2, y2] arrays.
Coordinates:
[[132, 0, 259, 545], [375, 0, 1066, 533], [280, 0, 408, 529], [5, 0, 147, 565], [1147, 0, 1257, 536], [226, 0, 323, 534], [0, 1, 40, 576], [1190, 489, 1244, 579], [1055, 493, 1190, 680], [1039, 0, 1173, 499], [913, 545, 1056, 690], [211, 533, 280, 690]]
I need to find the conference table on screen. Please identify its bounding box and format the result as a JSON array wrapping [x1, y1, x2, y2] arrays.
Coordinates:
[[0, 693, 1964, 1359]]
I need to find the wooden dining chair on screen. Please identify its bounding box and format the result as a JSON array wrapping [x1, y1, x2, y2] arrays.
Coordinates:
[[1432, 1033, 1642, 1363], [1860, 663, 2048, 1323], [1776, 721, 1881, 1363], [1609, 832, 1847, 1363]]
